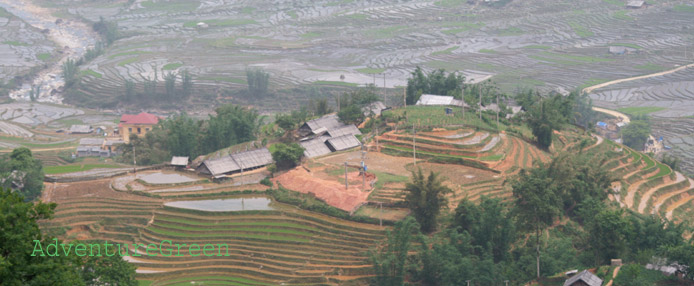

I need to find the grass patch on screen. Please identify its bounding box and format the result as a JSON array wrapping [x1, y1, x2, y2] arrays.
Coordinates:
[[673, 5, 694, 13], [603, 0, 623, 6], [541, 51, 613, 63], [371, 171, 409, 189], [435, 0, 465, 7], [184, 19, 256, 28], [80, 69, 102, 78], [313, 80, 358, 87], [365, 25, 407, 39], [287, 10, 298, 19], [578, 78, 610, 90], [569, 22, 594, 38], [199, 76, 246, 84], [117, 57, 138, 67], [617, 106, 665, 116], [326, 0, 354, 6], [432, 46, 458, 56], [3, 41, 29, 46], [44, 164, 124, 175], [479, 49, 497, 54], [37, 53, 51, 61], [635, 63, 664, 71], [0, 7, 13, 18], [610, 43, 642, 50], [522, 45, 551, 50], [300, 32, 322, 39], [441, 23, 483, 35], [162, 62, 183, 70], [240, 7, 255, 14], [346, 13, 367, 20], [356, 67, 385, 74], [107, 50, 150, 59], [496, 27, 523, 36], [613, 10, 633, 21], [140, 0, 199, 12]]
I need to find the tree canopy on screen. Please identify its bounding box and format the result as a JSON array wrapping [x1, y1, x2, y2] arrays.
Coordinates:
[[406, 66, 464, 105], [0, 147, 44, 201], [404, 169, 451, 233]]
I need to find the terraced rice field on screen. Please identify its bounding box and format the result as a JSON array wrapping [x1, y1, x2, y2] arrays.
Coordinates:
[[41, 175, 387, 285]]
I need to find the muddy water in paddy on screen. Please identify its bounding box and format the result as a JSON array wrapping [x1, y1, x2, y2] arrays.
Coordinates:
[[165, 196, 276, 212], [138, 172, 201, 185]]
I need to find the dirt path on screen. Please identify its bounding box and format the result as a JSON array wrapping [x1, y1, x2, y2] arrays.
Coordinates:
[[592, 107, 631, 124], [605, 266, 621, 286], [638, 171, 684, 213], [582, 62, 694, 94], [653, 177, 693, 213]]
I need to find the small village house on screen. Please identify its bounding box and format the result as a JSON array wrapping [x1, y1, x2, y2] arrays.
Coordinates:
[[563, 270, 603, 286], [118, 112, 160, 143]]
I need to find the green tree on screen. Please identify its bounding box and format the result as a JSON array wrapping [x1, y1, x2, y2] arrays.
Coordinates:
[[0, 147, 44, 201], [587, 209, 632, 265], [622, 118, 651, 149], [337, 104, 364, 125], [512, 165, 561, 278], [92, 16, 119, 45], [164, 72, 176, 98], [370, 217, 419, 286], [406, 66, 464, 104], [62, 58, 78, 87], [180, 70, 192, 98], [246, 68, 270, 96], [613, 264, 650, 286], [271, 143, 304, 170], [0, 188, 85, 285], [453, 197, 515, 262], [404, 169, 452, 233], [160, 113, 200, 158], [200, 104, 260, 154], [123, 79, 135, 101], [81, 253, 137, 286]]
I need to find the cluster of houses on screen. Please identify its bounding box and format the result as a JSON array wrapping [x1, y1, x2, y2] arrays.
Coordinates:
[[415, 94, 522, 118], [75, 137, 124, 158], [72, 112, 161, 158]]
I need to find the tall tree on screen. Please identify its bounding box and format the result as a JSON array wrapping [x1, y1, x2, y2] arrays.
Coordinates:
[[512, 165, 561, 279], [370, 217, 419, 286], [246, 68, 270, 97], [81, 252, 137, 286], [621, 118, 650, 150], [160, 113, 200, 158], [271, 143, 304, 170], [405, 66, 464, 104], [180, 70, 193, 98], [587, 209, 632, 265], [453, 197, 515, 262], [404, 169, 452, 233], [62, 59, 78, 87], [164, 72, 177, 98], [0, 148, 44, 201]]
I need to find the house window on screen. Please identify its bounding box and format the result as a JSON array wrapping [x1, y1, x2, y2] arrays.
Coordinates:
[[146, 128, 150, 131], [137, 128, 141, 134], [128, 127, 132, 132]]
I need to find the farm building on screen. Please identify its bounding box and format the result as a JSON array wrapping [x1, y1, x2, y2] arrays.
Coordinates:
[[69, 125, 93, 134], [326, 134, 362, 152], [608, 46, 637, 55], [170, 156, 189, 167], [79, 138, 104, 146], [299, 136, 332, 158], [298, 114, 344, 137], [416, 94, 465, 107], [627, 0, 644, 8], [103, 139, 124, 153], [197, 148, 273, 178], [563, 270, 602, 286], [362, 101, 388, 117], [119, 112, 160, 143], [326, 124, 361, 138]]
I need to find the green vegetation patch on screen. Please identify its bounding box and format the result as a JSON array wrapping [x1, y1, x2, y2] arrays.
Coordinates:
[[613, 10, 633, 21], [162, 62, 183, 70], [140, 0, 199, 12], [287, 10, 298, 19], [603, 0, 623, 6], [635, 63, 665, 71], [199, 76, 246, 84], [0, 7, 13, 18], [3, 41, 30, 46], [432, 46, 458, 56], [435, 0, 465, 7], [184, 19, 257, 28], [326, 0, 354, 6], [44, 164, 124, 174], [80, 69, 102, 78], [617, 106, 665, 116], [610, 43, 643, 50], [521, 45, 552, 50], [356, 67, 386, 74], [496, 27, 524, 36], [673, 5, 694, 12], [107, 50, 150, 59], [479, 49, 497, 54], [365, 25, 407, 39], [117, 57, 138, 67], [300, 32, 322, 39], [313, 80, 358, 87], [569, 22, 594, 38], [441, 22, 483, 35], [37, 53, 51, 61], [346, 13, 367, 20]]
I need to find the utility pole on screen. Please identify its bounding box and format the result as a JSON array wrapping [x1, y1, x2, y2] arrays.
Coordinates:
[[505, 280, 509, 286], [132, 144, 136, 175], [383, 73, 386, 105], [344, 162, 348, 189], [465, 280, 470, 286], [412, 123, 416, 167]]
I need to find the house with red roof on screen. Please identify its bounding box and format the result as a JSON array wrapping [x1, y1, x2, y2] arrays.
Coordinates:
[[118, 112, 160, 143]]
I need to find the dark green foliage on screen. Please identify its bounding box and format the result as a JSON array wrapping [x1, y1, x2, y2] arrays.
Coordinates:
[[92, 17, 119, 45], [81, 253, 137, 286], [370, 217, 418, 286], [160, 113, 200, 158], [622, 117, 651, 149], [259, 177, 273, 187], [246, 68, 270, 96], [271, 143, 304, 169], [180, 70, 193, 98], [164, 72, 176, 98], [337, 104, 364, 125], [587, 209, 632, 265], [118, 133, 170, 165], [62, 58, 78, 87], [404, 169, 451, 233], [123, 79, 135, 102], [660, 154, 681, 172], [406, 66, 464, 104], [0, 148, 44, 201], [613, 264, 669, 286], [200, 104, 261, 154], [0, 188, 84, 285], [453, 197, 515, 262], [307, 97, 333, 116]]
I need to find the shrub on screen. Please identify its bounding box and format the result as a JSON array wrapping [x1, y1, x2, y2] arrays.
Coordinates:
[[260, 177, 273, 187]]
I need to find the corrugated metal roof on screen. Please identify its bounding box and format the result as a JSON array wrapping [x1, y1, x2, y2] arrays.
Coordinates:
[[304, 114, 343, 132], [202, 156, 240, 177], [170, 156, 189, 166], [79, 138, 104, 146], [362, 101, 387, 116], [327, 125, 361, 138], [230, 148, 272, 170], [416, 94, 464, 106], [300, 137, 332, 158], [563, 270, 603, 286], [326, 134, 361, 151], [69, 125, 93, 134]]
